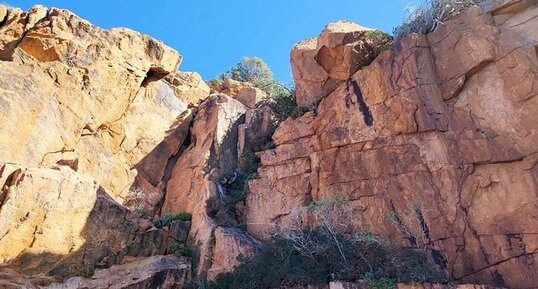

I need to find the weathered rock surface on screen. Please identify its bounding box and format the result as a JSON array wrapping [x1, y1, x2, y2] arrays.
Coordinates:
[[207, 227, 262, 280], [238, 105, 278, 161], [236, 86, 268, 109], [44, 255, 191, 289], [162, 94, 248, 276], [291, 21, 391, 107], [291, 38, 339, 108], [247, 2, 538, 288], [0, 164, 171, 281], [0, 5, 208, 205], [209, 77, 248, 96]]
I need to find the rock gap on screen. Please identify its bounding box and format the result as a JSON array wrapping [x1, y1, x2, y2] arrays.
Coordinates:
[[141, 66, 169, 87]]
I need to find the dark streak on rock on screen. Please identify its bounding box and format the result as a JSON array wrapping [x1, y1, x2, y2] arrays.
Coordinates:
[[346, 80, 373, 127], [431, 249, 448, 270], [389, 200, 418, 247], [492, 270, 507, 287]]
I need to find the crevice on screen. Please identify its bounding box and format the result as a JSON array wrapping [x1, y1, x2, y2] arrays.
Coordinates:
[[154, 113, 196, 217], [141, 66, 169, 87], [389, 200, 418, 247], [454, 251, 538, 281]]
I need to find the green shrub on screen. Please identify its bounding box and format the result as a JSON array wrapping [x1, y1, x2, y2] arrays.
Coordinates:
[[263, 86, 308, 121], [307, 199, 349, 211], [175, 212, 193, 221], [208, 229, 446, 289], [224, 57, 308, 121], [205, 154, 261, 227], [155, 212, 192, 228], [393, 0, 482, 41], [365, 30, 392, 42], [168, 242, 195, 258], [225, 57, 273, 87], [363, 274, 396, 289]]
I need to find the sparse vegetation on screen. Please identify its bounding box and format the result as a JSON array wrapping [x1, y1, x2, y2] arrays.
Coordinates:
[[264, 86, 308, 120], [154, 212, 192, 228], [225, 57, 273, 87], [365, 30, 390, 42], [69, 263, 95, 278], [393, 0, 482, 41], [207, 228, 446, 289], [215, 57, 309, 121], [205, 196, 238, 227], [385, 203, 435, 249], [307, 199, 350, 211], [168, 242, 195, 258], [227, 153, 260, 204]]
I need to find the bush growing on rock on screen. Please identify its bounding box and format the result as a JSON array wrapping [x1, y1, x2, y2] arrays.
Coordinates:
[[218, 57, 308, 120], [393, 0, 482, 41], [225, 57, 273, 87], [207, 228, 446, 289], [154, 212, 192, 228], [168, 242, 195, 258]]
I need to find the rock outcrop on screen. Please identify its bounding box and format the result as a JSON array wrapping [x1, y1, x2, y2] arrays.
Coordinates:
[[0, 5, 209, 206], [207, 227, 262, 280], [291, 21, 391, 107], [0, 164, 171, 281], [247, 2, 538, 288], [0, 4, 200, 288], [1, 1, 537, 288]]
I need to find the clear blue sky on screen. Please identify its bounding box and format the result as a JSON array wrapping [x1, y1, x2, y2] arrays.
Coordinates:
[[9, 0, 419, 83]]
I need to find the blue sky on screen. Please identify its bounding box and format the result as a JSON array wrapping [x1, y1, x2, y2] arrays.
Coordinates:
[[9, 0, 419, 83]]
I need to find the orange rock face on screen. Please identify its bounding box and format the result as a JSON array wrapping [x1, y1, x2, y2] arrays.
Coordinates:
[[247, 2, 538, 288], [162, 94, 248, 275], [0, 5, 209, 205], [0, 164, 170, 281], [207, 227, 262, 280], [291, 21, 391, 107]]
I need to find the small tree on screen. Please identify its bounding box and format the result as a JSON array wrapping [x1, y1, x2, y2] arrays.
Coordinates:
[[225, 57, 273, 87], [221, 57, 308, 120]]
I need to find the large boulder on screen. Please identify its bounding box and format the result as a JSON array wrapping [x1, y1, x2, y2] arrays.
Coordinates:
[[0, 5, 209, 206], [315, 21, 391, 81], [0, 164, 170, 282], [235, 86, 268, 109], [291, 21, 391, 107], [247, 2, 538, 288], [207, 227, 262, 280], [291, 38, 339, 108]]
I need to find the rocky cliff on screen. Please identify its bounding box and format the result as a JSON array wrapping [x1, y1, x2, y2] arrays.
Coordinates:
[[0, 0, 537, 288], [248, 1, 538, 288]]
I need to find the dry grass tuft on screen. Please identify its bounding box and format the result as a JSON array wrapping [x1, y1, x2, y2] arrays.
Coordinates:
[[393, 0, 482, 41]]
